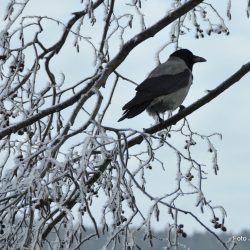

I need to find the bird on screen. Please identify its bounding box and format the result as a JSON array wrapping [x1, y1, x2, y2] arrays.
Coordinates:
[[118, 49, 206, 122]]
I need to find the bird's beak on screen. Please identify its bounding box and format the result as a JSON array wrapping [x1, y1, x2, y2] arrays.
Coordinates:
[[193, 55, 206, 63]]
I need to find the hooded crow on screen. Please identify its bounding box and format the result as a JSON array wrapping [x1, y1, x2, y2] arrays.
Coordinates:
[[118, 49, 206, 122]]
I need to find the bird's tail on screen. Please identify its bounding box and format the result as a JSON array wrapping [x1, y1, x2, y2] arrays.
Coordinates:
[[118, 102, 149, 122]]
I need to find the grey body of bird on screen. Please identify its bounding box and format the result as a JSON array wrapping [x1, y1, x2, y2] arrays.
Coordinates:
[[118, 49, 206, 122]]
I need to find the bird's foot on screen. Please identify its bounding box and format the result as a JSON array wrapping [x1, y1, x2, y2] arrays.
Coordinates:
[[158, 117, 164, 124], [179, 105, 185, 112], [156, 112, 164, 124]]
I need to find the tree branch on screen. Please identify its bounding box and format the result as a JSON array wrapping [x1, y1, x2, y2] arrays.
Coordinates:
[[98, 0, 205, 87], [0, 0, 204, 140], [42, 62, 250, 239], [127, 61, 250, 148]]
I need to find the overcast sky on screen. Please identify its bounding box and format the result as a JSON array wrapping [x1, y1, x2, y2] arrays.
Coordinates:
[[104, 1, 250, 234], [0, 0, 250, 235]]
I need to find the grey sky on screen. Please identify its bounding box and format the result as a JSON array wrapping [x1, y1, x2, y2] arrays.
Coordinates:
[[0, 0, 249, 235], [105, 1, 250, 233]]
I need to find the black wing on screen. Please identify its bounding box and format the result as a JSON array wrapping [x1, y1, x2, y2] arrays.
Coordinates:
[[123, 69, 191, 110]]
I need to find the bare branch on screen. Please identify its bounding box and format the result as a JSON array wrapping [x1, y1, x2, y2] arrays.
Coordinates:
[[127, 61, 250, 147]]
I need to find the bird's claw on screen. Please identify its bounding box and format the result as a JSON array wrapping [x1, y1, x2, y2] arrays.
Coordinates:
[[179, 105, 185, 112], [158, 117, 164, 124]]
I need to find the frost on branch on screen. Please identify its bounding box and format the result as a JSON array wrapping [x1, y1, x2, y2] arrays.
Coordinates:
[[0, 1, 248, 249], [157, 0, 231, 63]]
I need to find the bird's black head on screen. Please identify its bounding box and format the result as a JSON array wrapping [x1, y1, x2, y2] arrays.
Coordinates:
[[170, 49, 206, 70]]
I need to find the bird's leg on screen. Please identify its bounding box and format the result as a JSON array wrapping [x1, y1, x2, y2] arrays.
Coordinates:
[[167, 111, 172, 119], [156, 112, 164, 123]]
